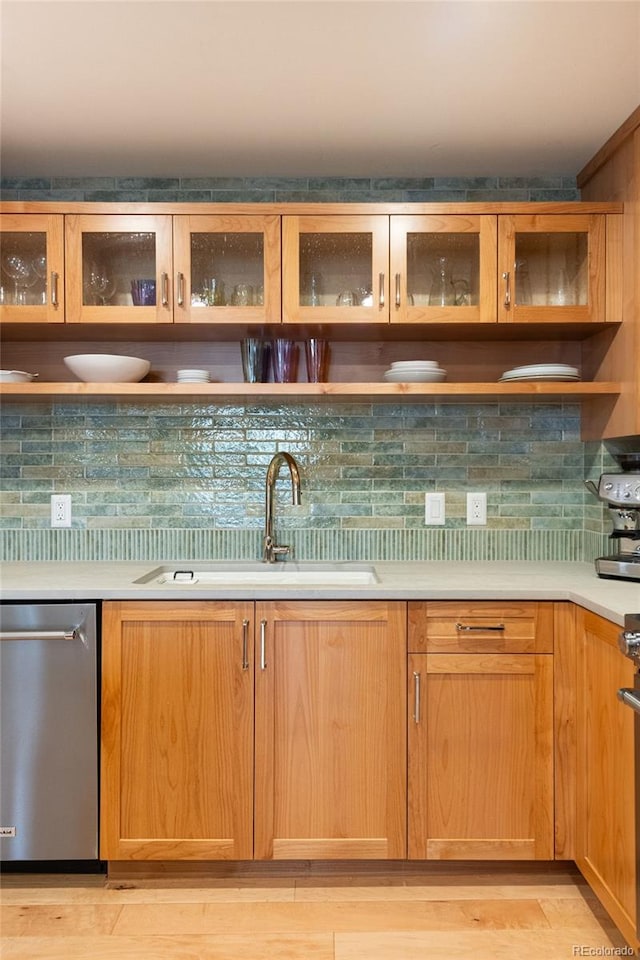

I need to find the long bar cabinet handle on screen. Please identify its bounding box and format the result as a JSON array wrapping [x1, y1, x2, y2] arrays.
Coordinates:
[[378, 272, 385, 308], [395, 273, 401, 308], [618, 688, 640, 715], [502, 271, 511, 308], [0, 629, 77, 641], [241, 618, 249, 670], [456, 622, 505, 632], [50, 272, 59, 307], [161, 272, 170, 307], [176, 271, 185, 306], [413, 671, 421, 723], [260, 619, 267, 670]]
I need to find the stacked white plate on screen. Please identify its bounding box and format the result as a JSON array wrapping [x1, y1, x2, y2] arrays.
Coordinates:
[[177, 368, 211, 383], [0, 369, 38, 383], [499, 363, 580, 382], [384, 360, 446, 383]]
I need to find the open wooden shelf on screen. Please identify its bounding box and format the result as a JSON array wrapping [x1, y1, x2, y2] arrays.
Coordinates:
[[0, 381, 622, 402]]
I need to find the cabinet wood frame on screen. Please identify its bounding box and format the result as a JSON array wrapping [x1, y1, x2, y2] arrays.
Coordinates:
[[0, 212, 65, 323], [65, 213, 174, 324], [282, 214, 390, 324], [253, 599, 407, 860], [100, 600, 255, 860], [497, 214, 606, 323], [575, 608, 638, 948], [407, 601, 555, 861], [389, 213, 498, 324], [172, 213, 281, 325]]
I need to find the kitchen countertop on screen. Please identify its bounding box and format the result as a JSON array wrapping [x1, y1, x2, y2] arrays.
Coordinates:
[[0, 560, 638, 625]]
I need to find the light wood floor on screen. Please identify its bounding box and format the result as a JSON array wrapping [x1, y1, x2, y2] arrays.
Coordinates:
[[0, 863, 633, 960]]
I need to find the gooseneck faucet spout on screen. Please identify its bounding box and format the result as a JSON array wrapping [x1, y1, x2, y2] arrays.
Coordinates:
[[263, 452, 301, 563]]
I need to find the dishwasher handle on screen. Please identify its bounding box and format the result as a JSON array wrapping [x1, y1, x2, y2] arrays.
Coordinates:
[[618, 687, 640, 715], [0, 629, 79, 642]]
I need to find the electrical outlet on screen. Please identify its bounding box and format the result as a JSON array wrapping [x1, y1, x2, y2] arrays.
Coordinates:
[[51, 494, 72, 528], [425, 492, 445, 525], [466, 492, 487, 526]]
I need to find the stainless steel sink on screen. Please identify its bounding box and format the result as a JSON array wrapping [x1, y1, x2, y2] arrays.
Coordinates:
[[134, 561, 378, 587]]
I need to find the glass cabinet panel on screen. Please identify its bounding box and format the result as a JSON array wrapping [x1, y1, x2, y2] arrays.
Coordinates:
[[0, 213, 64, 322], [390, 215, 497, 324], [65, 214, 173, 324], [81, 232, 157, 307], [173, 215, 280, 324], [189, 232, 264, 308], [498, 215, 605, 323], [283, 216, 389, 323], [513, 232, 587, 306]]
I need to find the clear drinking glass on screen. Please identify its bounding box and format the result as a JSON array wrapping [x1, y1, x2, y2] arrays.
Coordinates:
[[272, 339, 298, 383], [304, 339, 329, 382], [241, 339, 271, 383]]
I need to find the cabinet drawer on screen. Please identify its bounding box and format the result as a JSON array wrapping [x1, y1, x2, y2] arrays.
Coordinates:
[[408, 601, 553, 653]]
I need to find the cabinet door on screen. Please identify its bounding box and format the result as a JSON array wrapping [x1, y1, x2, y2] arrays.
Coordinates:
[[390, 214, 497, 323], [101, 600, 254, 860], [65, 214, 173, 323], [254, 600, 406, 859], [576, 610, 637, 946], [498, 214, 605, 323], [173, 215, 281, 324], [282, 215, 390, 323], [408, 651, 554, 860], [0, 213, 64, 322]]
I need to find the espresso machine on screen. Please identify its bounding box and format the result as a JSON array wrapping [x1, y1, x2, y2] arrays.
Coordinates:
[[586, 445, 640, 582]]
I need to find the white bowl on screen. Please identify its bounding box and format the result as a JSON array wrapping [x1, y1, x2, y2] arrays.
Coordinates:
[[63, 354, 150, 383], [0, 369, 38, 383]]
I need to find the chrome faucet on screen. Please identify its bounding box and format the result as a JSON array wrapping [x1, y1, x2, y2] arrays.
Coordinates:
[[262, 452, 301, 563]]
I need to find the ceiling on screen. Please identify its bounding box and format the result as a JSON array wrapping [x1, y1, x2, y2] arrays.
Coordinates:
[[2, 0, 640, 180]]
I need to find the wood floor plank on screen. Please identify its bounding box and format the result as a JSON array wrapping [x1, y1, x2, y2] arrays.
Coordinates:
[[294, 883, 588, 901], [110, 898, 551, 936], [0, 903, 122, 936], [0, 884, 295, 905], [0, 933, 335, 960], [334, 929, 627, 960]]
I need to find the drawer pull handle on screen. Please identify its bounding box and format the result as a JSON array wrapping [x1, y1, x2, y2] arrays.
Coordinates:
[[378, 272, 385, 308], [456, 622, 505, 632], [177, 271, 185, 306], [395, 273, 401, 308], [502, 271, 511, 308], [161, 271, 169, 306]]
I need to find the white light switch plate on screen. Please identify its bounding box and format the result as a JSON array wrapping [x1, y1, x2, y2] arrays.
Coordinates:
[[425, 492, 445, 525]]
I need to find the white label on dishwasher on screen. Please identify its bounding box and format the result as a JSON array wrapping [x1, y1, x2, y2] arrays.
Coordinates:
[[0, 827, 16, 837]]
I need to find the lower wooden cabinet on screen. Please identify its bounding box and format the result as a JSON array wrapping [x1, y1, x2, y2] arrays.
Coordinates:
[[100, 600, 255, 860], [575, 609, 637, 947], [101, 598, 407, 861], [407, 601, 555, 860]]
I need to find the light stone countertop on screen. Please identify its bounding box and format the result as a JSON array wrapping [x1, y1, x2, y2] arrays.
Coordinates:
[[1, 560, 638, 626]]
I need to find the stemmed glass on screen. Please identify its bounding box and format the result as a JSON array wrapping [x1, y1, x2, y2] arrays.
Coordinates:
[[1, 252, 38, 305], [32, 253, 48, 305], [84, 264, 116, 305]]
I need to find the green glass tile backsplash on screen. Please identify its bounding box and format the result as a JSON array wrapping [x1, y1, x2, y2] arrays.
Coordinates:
[[0, 398, 610, 562]]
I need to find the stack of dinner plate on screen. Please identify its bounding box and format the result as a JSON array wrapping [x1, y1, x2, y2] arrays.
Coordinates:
[[177, 368, 211, 383], [383, 360, 447, 383], [499, 363, 580, 382]]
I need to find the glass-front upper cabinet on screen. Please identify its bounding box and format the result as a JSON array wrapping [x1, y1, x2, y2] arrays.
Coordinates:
[[0, 213, 65, 322], [498, 215, 605, 323], [65, 214, 173, 323], [389, 215, 497, 324], [173, 215, 281, 324], [282, 215, 389, 323]]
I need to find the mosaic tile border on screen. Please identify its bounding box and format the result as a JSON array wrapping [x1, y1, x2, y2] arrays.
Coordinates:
[[0, 527, 604, 565]]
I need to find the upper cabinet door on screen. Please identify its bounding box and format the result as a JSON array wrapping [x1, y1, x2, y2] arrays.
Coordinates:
[[173, 215, 281, 324], [498, 214, 606, 323], [65, 214, 173, 324], [0, 213, 65, 323], [282, 215, 390, 323], [390, 215, 497, 324]]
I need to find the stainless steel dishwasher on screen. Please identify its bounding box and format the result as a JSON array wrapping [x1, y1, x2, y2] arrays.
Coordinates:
[[0, 602, 99, 862]]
